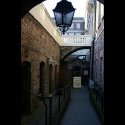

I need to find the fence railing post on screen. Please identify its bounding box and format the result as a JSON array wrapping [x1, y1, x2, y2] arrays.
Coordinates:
[[38, 84, 71, 125], [101, 92, 104, 112], [49, 98, 52, 125], [64, 88, 65, 100], [59, 94, 61, 112], [42, 98, 48, 125]]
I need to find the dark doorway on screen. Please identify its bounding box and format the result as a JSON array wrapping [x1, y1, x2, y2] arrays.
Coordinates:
[[21, 61, 31, 116], [49, 64, 53, 93], [72, 66, 81, 77], [82, 68, 89, 85], [39, 62, 45, 95]]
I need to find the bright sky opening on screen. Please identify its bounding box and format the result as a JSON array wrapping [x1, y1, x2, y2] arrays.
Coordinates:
[[43, 0, 87, 17]]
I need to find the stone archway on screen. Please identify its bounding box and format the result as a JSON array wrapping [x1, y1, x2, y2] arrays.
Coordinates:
[[60, 47, 91, 86], [61, 46, 91, 62]]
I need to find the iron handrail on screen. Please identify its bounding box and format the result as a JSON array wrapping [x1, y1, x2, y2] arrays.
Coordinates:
[[38, 84, 71, 125]]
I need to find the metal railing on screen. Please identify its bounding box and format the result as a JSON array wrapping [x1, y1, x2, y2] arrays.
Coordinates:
[[93, 87, 104, 112], [61, 35, 93, 46], [38, 84, 71, 125], [89, 85, 104, 123]]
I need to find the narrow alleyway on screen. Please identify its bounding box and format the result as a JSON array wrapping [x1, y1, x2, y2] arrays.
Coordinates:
[[59, 86, 102, 125]]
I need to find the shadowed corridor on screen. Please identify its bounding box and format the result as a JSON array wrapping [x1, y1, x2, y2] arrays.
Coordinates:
[[59, 86, 102, 125]]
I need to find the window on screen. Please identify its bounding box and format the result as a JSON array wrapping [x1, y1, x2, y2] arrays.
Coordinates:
[[76, 23, 80, 29]]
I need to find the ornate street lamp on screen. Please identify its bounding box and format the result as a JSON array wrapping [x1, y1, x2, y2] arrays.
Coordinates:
[[53, 0, 76, 34]]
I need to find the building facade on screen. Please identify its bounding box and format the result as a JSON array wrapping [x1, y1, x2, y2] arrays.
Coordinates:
[[85, 0, 95, 35], [21, 12, 61, 114], [21, 1, 104, 124], [93, 17, 104, 89], [65, 17, 85, 35], [52, 17, 85, 35], [85, 0, 104, 89], [94, 0, 104, 89]]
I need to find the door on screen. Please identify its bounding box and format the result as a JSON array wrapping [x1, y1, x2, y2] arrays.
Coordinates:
[[21, 61, 31, 115], [49, 64, 53, 93], [39, 62, 45, 95]]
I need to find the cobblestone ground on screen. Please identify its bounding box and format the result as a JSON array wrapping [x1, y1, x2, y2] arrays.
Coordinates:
[[59, 86, 102, 125]]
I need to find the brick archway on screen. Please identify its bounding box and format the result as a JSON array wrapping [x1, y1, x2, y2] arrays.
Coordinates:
[[61, 46, 91, 62]]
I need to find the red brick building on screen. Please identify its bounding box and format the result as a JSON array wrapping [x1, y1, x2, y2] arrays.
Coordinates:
[[21, 13, 61, 114]]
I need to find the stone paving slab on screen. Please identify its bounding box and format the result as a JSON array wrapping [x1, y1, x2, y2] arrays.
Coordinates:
[[59, 86, 102, 125]]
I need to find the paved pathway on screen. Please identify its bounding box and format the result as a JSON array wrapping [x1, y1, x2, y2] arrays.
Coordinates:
[[59, 86, 102, 125]]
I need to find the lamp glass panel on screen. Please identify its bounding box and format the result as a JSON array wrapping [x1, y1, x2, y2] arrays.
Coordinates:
[[54, 12, 62, 26], [63, 11, 75, 26]]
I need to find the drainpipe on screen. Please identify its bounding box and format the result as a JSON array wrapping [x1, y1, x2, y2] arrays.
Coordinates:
[[91, 39, 95, 80], [94, 0, 97, 37], [91, 0, 96, 80]]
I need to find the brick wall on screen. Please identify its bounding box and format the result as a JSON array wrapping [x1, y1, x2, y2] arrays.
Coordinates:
[[21, 13, 61, 111], [93, 28, 104, 88]]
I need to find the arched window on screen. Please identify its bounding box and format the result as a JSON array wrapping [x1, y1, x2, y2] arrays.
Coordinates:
[[49, 64, 53, 93], [39, 62, 45, 95], [21, 61, 31, 115]]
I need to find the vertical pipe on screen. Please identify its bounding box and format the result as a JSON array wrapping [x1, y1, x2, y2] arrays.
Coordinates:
[[91, 39, 94, 80], [59, 92, 61, 112], [91, 0, 97, 80], [40, 97, 48, 125], [49, 98, 52, 125], [43, 99, 48, 125], [64, 88, 65, 100], [101, 92, 104, 112], [94, 0, 97, 37]]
